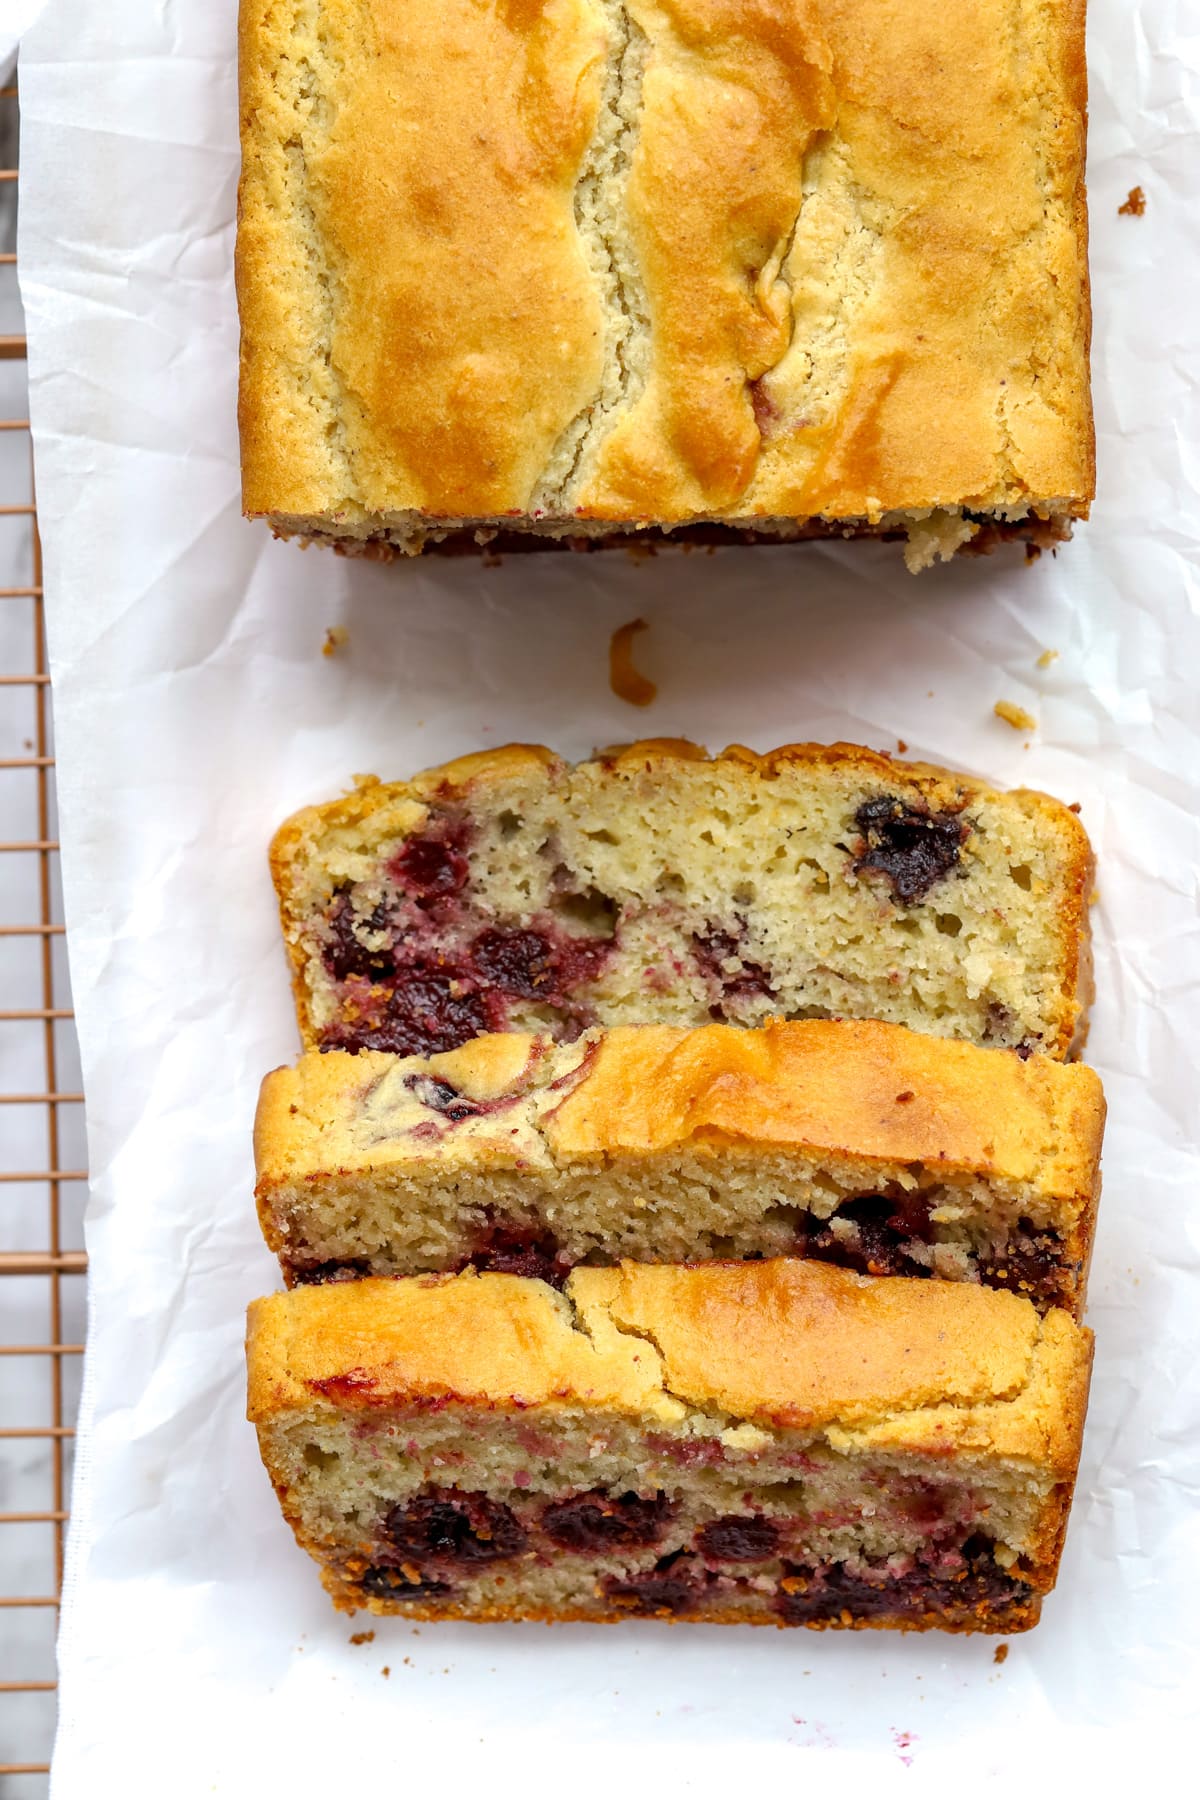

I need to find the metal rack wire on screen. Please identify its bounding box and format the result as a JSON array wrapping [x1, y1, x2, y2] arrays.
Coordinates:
[[0, 79, 87, 1793]]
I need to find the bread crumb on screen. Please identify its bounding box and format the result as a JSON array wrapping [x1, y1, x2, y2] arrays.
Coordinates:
[[1118, 185, 1145, 217], [896, 739, 908, 753], [381, 1666, 390, 1678], [993, 1644, 1009, 1665], [349, 1630, 375, 1646], [609, 619, 658, 708], [994, 699, 1037, 732], [323, 624, 349, 657], [902, 509, 978, 571], [1035, 649, 1059, 669]]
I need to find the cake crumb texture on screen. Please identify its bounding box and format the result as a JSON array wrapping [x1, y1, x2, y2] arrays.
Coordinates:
[[994, 700, 1038, 732], [270, 738, 1095, 1062]]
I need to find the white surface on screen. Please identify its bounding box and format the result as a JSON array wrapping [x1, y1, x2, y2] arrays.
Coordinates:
[[16, 0, 1200, 1792], [1, 14, 45, 71]]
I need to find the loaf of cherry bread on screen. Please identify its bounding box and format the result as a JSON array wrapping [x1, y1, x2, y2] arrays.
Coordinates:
[[255, 1019, 1105, 1314], [237, 0, 1092, 564], [270, 740, 1094, 1062], [246, 1260, 1092, 1631]]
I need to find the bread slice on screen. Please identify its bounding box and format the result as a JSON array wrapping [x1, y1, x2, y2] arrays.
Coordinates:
[[271, 740, 1094, 1061], [255, 1019, 1104, 1315], [247, 1260, 1093, 1631]]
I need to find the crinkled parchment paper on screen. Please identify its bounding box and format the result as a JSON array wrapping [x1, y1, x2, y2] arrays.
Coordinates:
[[14, 0, 1200, 1791]]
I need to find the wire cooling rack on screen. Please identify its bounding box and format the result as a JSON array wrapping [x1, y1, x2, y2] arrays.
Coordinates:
[[0, 80, 88, 1794]]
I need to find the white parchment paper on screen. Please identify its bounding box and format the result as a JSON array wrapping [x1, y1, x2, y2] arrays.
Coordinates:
[[15, 0, 1200, 1790]]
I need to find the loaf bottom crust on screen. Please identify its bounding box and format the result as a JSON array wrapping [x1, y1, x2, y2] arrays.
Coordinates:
[[326, 1594, 1041, 1634], [318, 1549, 1044, 1634], [265, 511, 1074, 570]]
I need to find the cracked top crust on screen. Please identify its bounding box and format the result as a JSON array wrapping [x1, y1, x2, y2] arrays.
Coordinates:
[[238, 0, 609, 518], [246, 1261, 1092, 1473], [255, 1019, 1104, 1212], [238, 0, 1093, 533]]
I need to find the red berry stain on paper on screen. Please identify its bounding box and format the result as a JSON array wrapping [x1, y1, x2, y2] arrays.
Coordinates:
[[790, 1717, 836, 1750], [891, 1727, 917, 1767]]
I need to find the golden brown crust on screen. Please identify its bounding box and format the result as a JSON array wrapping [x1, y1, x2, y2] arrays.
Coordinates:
[[269, 738, 1096, 1059], [236, 1, 334, 518], [238, 0, 607, 519], [576, 0, 837, 516], [581, 1261, 1093, 1465], [543, 1018, 1104, 1183], [245, 1266, 679, 1425], [1061, 0, 1097, 501], [317, 1574, 1043, 1632], [238, 0, 1093, 535], [257, 1017, 1104, 1180], [247, 1260, 1092, 1471], [757, 0, 1093, 521]]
